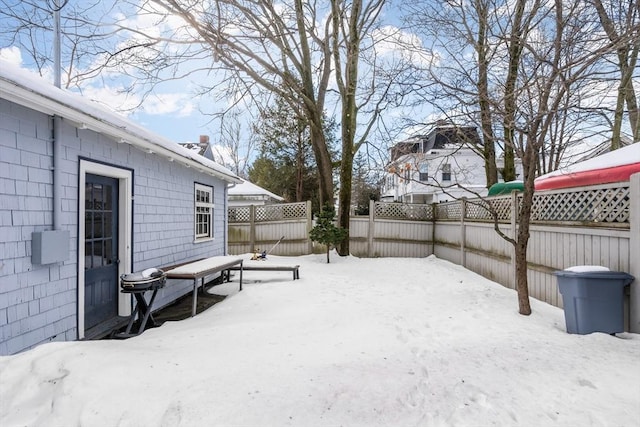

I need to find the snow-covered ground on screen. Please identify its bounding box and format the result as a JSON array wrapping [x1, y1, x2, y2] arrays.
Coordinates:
[[1, 254, 638, 427]]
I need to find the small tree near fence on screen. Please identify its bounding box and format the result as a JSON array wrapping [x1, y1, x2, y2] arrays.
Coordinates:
[[309, 205, 348, 263]]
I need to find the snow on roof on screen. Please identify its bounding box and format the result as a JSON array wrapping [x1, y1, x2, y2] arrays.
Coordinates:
[[229, 179, 284, 201], [536, 143, 640, 180], [0, 61, 242, 184]]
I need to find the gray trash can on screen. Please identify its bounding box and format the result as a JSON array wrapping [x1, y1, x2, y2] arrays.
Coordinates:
[[555, 266, 634, 335]]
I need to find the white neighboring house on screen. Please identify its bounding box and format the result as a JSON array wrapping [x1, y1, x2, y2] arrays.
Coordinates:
[[228, 179, 285, 207], [381, 125, 521, 204]]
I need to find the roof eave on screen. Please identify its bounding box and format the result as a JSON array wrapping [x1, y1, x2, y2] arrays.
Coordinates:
[[0, 77, 242, 185]]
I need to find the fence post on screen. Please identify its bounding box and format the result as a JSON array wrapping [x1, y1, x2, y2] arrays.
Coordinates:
[[630, 173, 640, 333], [460, 198, 466, 267], [510, 191, 518, 288], [306, 200, 313, 254], [249, 204, 256, 254], [368, 200, 375, 257], [432, 202, 437, 255]]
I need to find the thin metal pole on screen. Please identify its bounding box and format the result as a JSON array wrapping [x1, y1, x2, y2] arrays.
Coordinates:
[[53, 0, 61, 88]]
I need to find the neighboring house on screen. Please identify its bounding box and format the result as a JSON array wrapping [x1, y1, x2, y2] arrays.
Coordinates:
[[0, 63, 242, 355], [381, 125, 520, 204], [228, 179, 284, 207], [179, 134, 216, 160]]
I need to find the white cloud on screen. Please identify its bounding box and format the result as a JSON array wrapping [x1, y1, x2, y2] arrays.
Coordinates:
[[143, 93, 195, 117], [80, 84, 195, 118], [0, 46, 23, 66], [80, 85, 141, 116], [370, 26, 435, 67]]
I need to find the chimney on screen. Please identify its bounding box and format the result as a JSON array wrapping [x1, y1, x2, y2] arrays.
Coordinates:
[[199, 135, 210, 148]]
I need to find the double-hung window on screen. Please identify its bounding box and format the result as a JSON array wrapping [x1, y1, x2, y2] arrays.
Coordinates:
[[442, 164, 452, 181], [195, 183, 214, 241], [419, 163, 429, 181]]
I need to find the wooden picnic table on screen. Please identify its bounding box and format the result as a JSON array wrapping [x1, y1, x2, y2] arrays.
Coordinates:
[[164, 256, 243, 317]]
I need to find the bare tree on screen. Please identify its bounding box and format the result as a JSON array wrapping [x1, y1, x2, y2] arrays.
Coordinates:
[[122, 0, 336, 208], [402, 0, 629, 315], [126, 0, 412, 256], [591, 0, 640, 144], [403, 0, 502, 187], [210, 110, 255, 178], [492, 0, 630, 315], [3, 0, 418, 257], [0, 0, 146, 89]]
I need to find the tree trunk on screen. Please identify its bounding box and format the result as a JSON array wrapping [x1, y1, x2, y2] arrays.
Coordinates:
[[307, 111, 335, 208], [476, 0, 498, 187], [611, 86, 625, 149], [502, 0, 528, 183], [337, 150, 354, 255], [296, 130, 304, 202], [334, 0, 363, 256], [513, 142, 537, 316], [515, 192, 532, 316], [622, 57, 639, 141]]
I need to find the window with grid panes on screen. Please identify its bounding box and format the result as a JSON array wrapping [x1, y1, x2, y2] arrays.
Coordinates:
[[194, 183, 214, 241], [419, 163, 428, 181], [442, 164, 452, 181]]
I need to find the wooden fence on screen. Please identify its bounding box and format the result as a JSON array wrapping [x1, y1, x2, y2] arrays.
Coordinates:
[[228, 201, 313, 256], [228, 174, 639, 332]]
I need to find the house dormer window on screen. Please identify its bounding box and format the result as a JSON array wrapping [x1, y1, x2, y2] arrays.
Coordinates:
[[442, 164, 451, 181], [195, 183, 214, 242]]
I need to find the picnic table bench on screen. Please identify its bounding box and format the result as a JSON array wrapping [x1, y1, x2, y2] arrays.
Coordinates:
[[224, 263, 300, 281]]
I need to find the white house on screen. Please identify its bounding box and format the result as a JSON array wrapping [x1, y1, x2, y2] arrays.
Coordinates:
[[0, 63, 242, 355], [228, 179, 284, 207], [381, 125, 521, 204]]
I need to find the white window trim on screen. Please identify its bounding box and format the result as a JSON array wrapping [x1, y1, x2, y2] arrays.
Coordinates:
[[194, 183, 214, 242], [78, 160, 133, 339]]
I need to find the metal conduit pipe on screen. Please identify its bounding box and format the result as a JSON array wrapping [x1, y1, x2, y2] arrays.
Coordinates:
[[53, 1, 62, 230]]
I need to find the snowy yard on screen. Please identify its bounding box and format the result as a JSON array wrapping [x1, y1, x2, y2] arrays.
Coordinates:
[[1, 254, 638, 427]]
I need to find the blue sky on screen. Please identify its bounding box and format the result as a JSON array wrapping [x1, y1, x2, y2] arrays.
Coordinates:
[[1, 0, 627, 171], [0, 44, 219, 146], [0, 0, 426, 168]]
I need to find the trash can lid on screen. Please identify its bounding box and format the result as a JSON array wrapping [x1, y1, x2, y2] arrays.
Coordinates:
[[564, 265, 610, 273], [554, 268, 634, 284]]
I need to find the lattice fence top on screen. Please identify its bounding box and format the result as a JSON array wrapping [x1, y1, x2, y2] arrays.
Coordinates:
[[436, 183, 631, 224], [464, 198, 512, 221], [531, 185, 630, 223], [374, 202, 433, 221], [228, 206, 251, 222], [229, 184, 630, 225], [435, 202, 462, 220], [228, 202, 308, 223]]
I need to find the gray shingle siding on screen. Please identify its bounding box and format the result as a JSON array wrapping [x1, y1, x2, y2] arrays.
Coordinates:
[[0, 98, 229, 355]]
